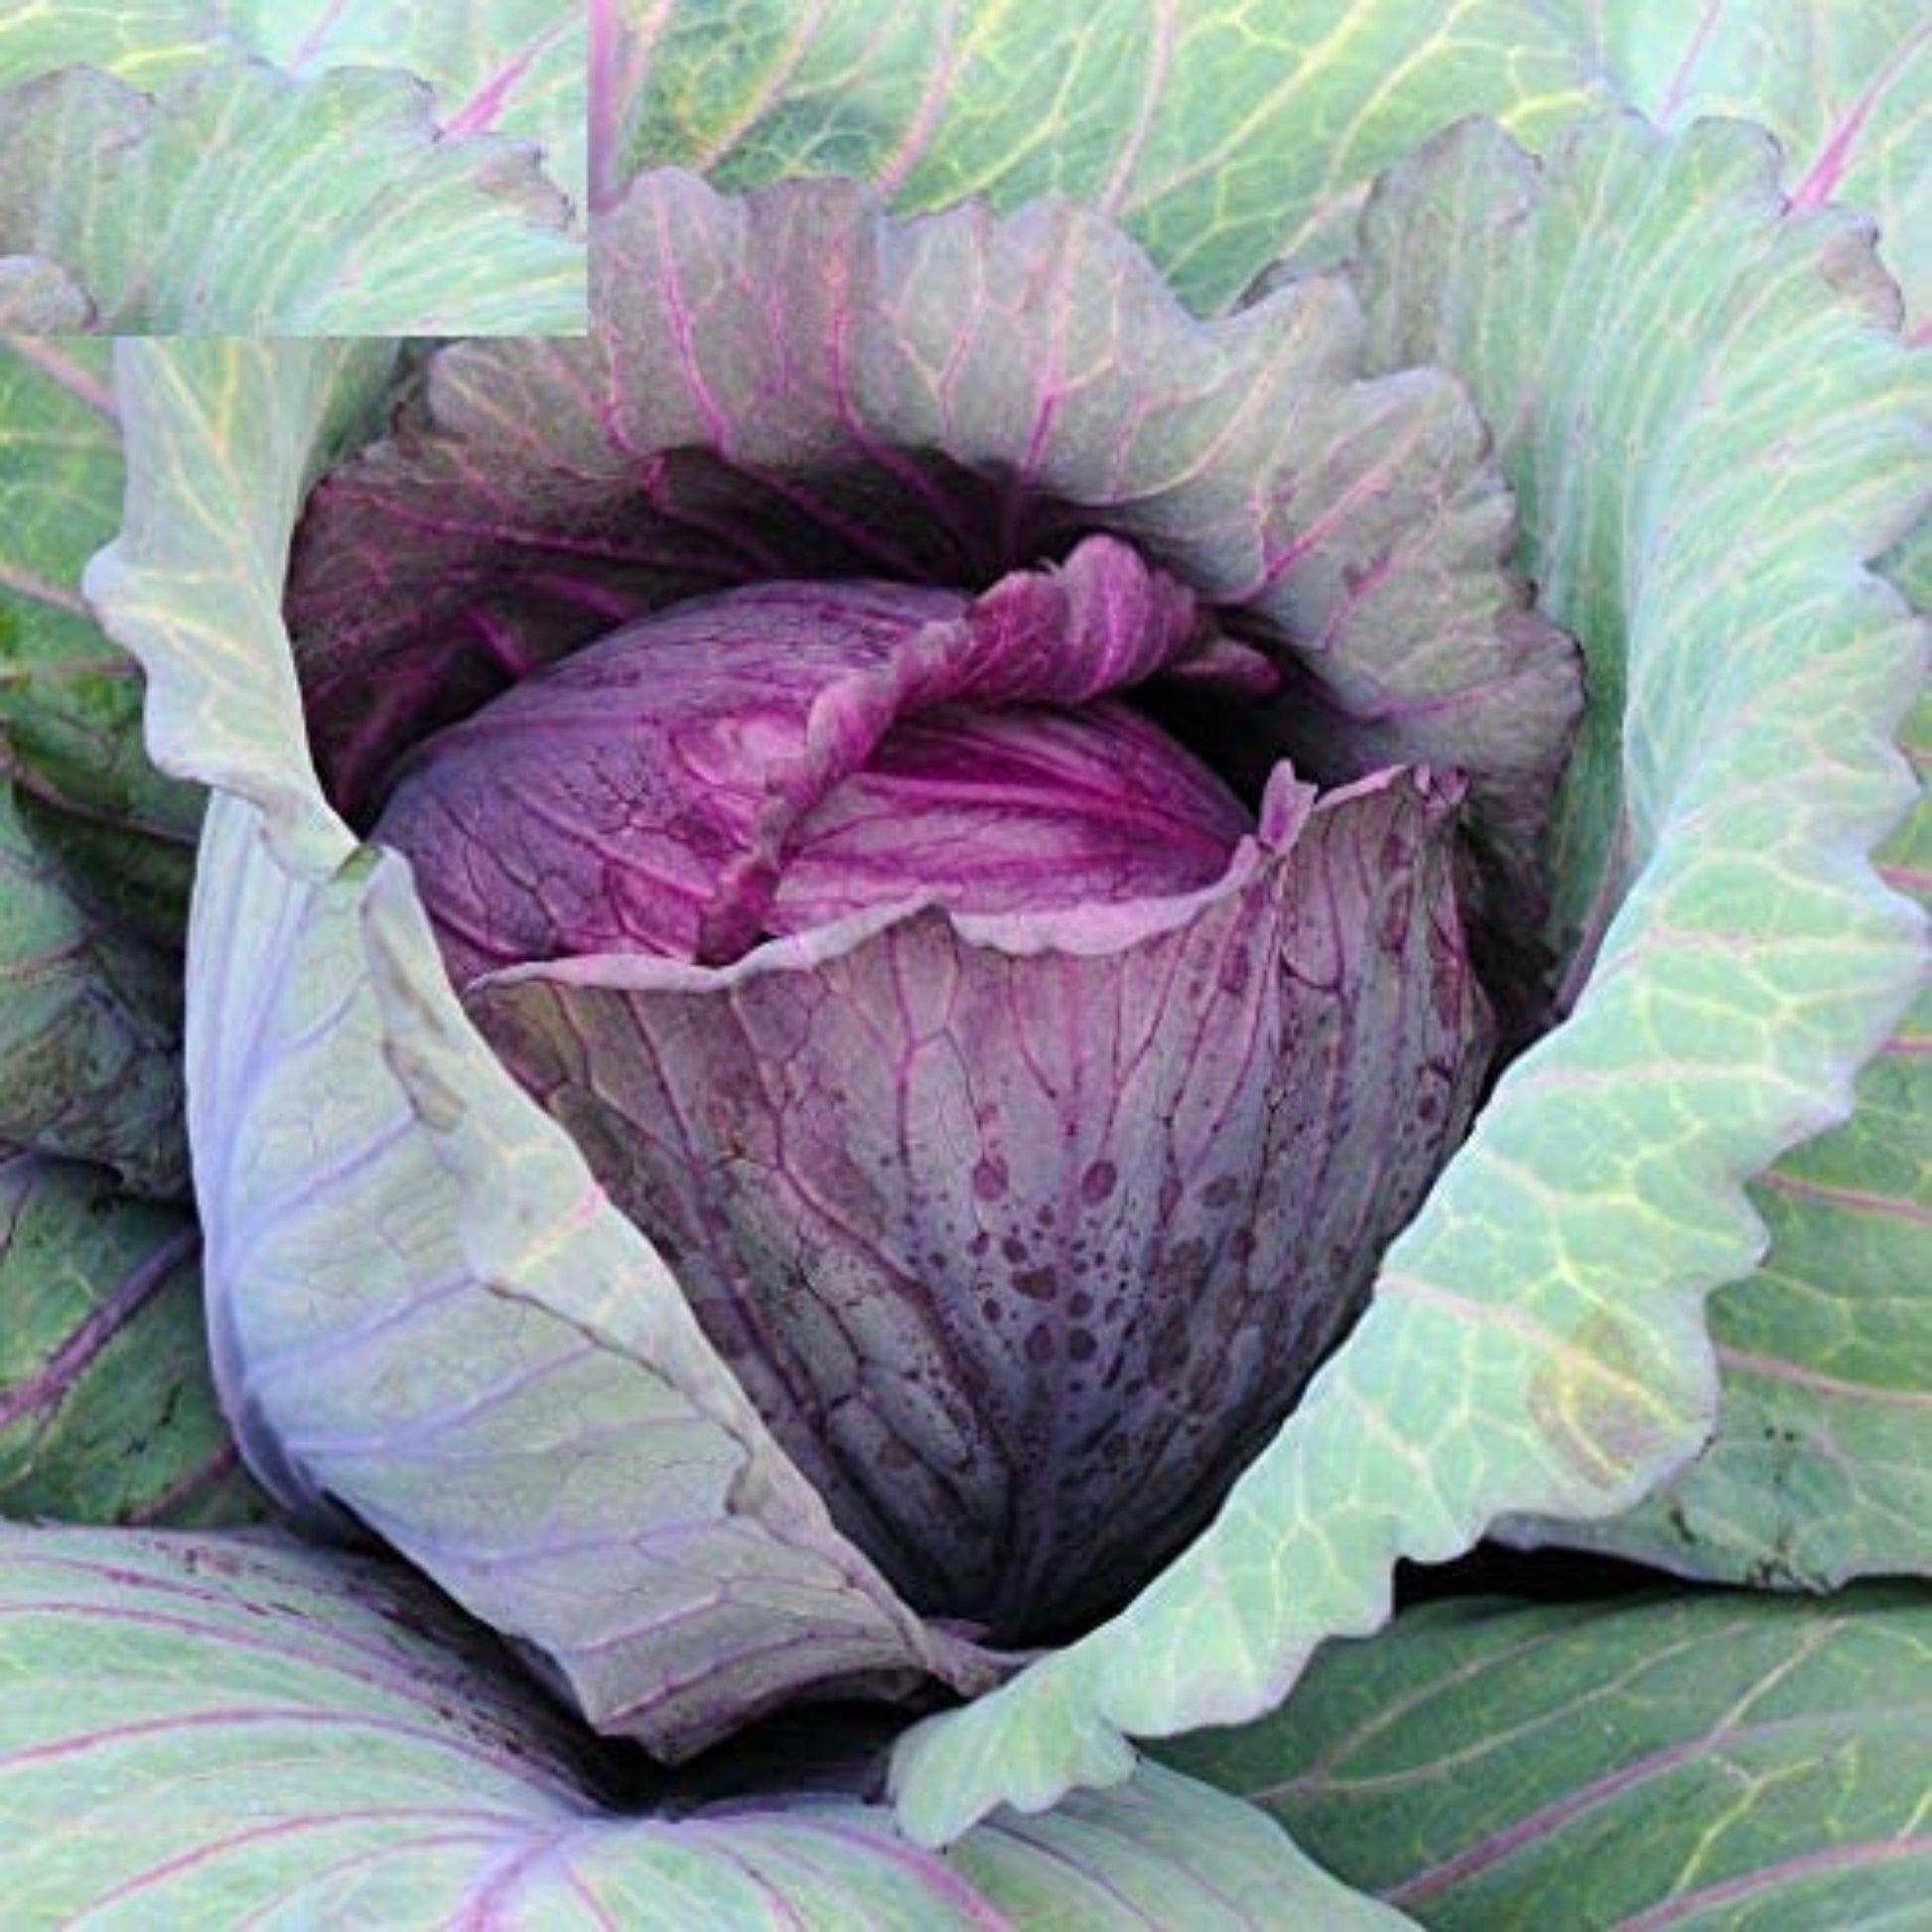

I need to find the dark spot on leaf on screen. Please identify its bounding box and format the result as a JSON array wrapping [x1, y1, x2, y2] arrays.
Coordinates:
[[971, 1157, 1008, 1201], [1080, 1160, 1118, 1204]]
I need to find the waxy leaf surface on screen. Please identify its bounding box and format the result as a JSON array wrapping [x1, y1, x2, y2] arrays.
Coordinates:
[[0, 1522, 1395, 1926], [1162, 1586, 1932, 1928], [600, 0, 1615, 306], [0, 59, 584, 336], [0, 1151, 261, 1528]]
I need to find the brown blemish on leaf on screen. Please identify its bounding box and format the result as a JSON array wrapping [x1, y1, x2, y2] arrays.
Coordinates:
[[1526, 1311, 1690, 1492]]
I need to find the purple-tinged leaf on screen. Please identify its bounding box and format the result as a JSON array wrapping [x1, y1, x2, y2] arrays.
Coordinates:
[[469, 763, 1491, 1639], [371, 537, 1251, 978], [289, 169, 1577, 1016]]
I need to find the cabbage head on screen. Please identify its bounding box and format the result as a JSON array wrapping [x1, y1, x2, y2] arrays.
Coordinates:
[[0, 2, 1923, 1919]]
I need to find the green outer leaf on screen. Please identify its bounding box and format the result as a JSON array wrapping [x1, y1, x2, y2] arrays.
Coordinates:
[[0, 1521, 1372, 1926], [0, 60, 586, 337], [0, 338, 197, 1186], [951, 1762, 1413, 1929], [83, 339, 388, 876], [888, 115, 1924, 1844], [610, 0, 1616, 308], [1160, 1586, 1932, 1928], [1506, 690, 1930, 1586], [0, 338, 200, 940], [0, 2, 226, 86], [0, 0, 587, 214], [0, 1152, 263, 1529], [0, 786, 186, 1194], [234, 0, 589, 214], [1546, 0, 1930, 327]]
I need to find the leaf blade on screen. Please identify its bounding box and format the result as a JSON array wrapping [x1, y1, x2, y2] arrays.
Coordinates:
[[0, 1521, 1372, 1925], [606, 0, 1617, 308], [1160, 1586, 1932, 1929], [0, 61, 585, 336]]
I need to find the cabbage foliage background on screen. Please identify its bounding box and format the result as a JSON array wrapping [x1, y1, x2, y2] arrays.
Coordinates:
[[0, 0, 1926, 1921]]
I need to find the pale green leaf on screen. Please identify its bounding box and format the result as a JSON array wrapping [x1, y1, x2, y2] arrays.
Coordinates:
[[83, 339, 391, 876], [0, 59, 585, 336], [605, 0, 1616, 308], [890, 115, 1924, 1845], [0, 1521, 1372, 1926], [1509, 692, 1930, 1587], [1161, 1586, 1932, 1929], [0, 0, 587, 215], [953, 1761, 1413, 1929], [1545, 0, 1930, 326]]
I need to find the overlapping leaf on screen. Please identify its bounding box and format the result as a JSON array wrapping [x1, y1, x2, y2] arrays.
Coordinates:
[[1161, 1587, 1932, 1927], [1509, 693, 1929, 1587], [599, 0, 1616, 307], [0, 1152, 261, 1528], [887, 115, 1924, 1843], [235, 0, 589, 212], [0, 1523, 1397, 1926], [0, 341, 197, 942], [0, 339, 196, 1189], [0, 0, 587, 211], [1546, 0, 1929, 325], [0, 58, 584, 336]]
